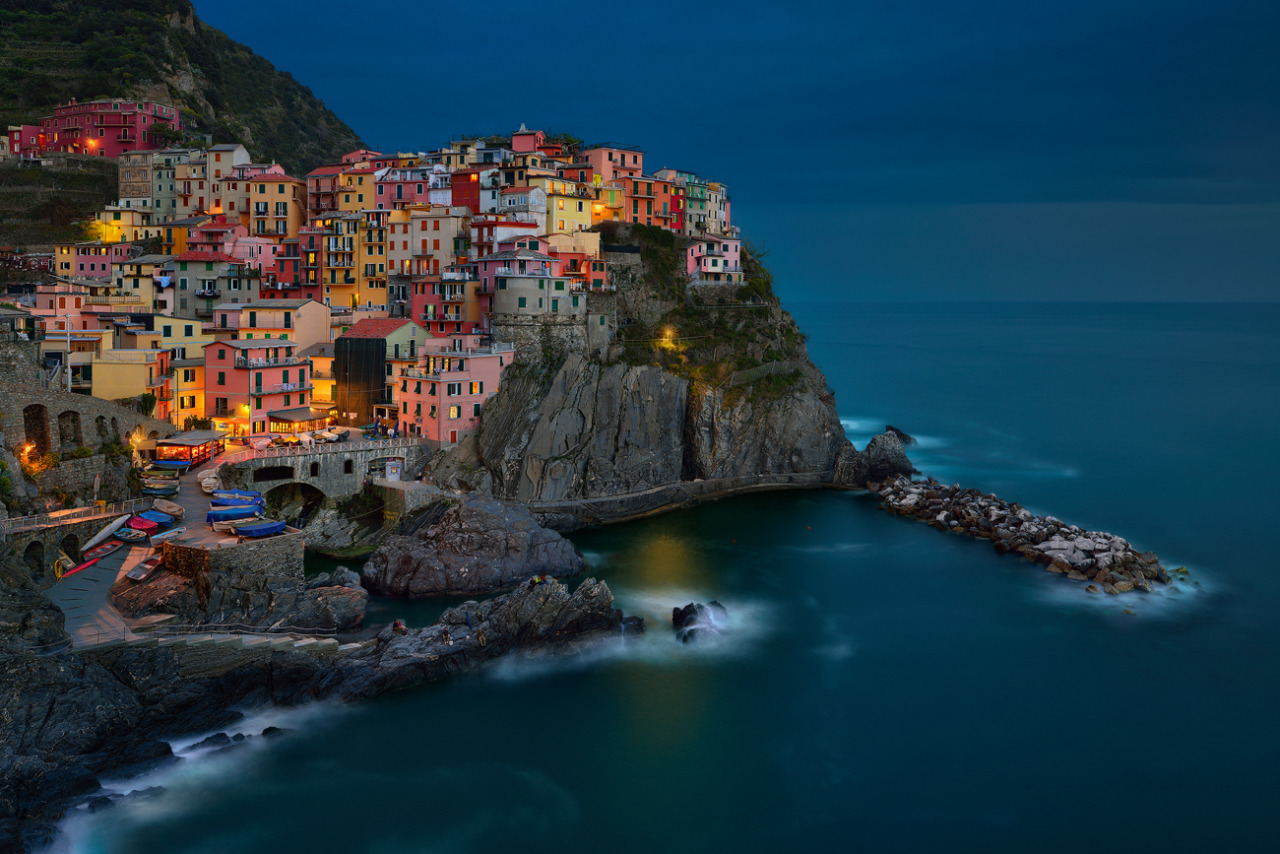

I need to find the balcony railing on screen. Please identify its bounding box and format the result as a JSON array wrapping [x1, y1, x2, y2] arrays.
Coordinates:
[[495, 266, 551, 277], [84, 293, 144, 306], [442, 271, 470, 281], [195, 289, 220, 299], [252, 381, 314, 395], [234, 356, 306, 368]]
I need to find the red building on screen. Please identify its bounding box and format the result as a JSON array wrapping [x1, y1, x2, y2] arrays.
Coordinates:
[[8, 99, 181, 159], [451, 168, 482, 214]]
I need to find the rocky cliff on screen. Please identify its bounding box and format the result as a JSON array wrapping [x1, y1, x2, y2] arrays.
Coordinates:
[[423, 224, 908, 524]]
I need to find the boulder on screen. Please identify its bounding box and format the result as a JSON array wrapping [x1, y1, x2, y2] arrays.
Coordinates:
[[362, 497, 587, 598], [671, 601, 729, 643], [885, 425, 917, 445]]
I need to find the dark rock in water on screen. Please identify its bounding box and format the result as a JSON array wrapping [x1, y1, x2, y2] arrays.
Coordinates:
[[885, 425, 917, 445], [190, 732, 231, 751], [261, 726, 289, 739], [832, 431, 916, 488], [672, 601, 729, 643], [231, 733, 246, 743], [87, 795, 115, 813], [362, 496, 588, 598]]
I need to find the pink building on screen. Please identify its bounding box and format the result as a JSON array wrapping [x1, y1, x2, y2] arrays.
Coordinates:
[[582, 145, 644, 182], [188, 220, 248, 255], [376, 166, 450, 209], [510, 124, 546, 153], [8, 99, 181, 158], [686, 236, 743, 283], [204, 338, 319, 438], [394, 333, 516, 446], [53, 241, 135, 281]]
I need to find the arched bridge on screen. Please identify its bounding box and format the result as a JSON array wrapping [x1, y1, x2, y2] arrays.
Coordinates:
[[216, 438, 437, 502]]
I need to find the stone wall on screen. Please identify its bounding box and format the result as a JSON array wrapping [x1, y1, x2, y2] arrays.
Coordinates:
[[218, 442, 436, 503], [0, 379, 175, 457], [163, 531, 305, 582], [490, 313, 588, 364]]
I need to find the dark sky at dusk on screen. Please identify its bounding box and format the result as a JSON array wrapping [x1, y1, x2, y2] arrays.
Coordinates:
[[194, 0, 1279, 301]]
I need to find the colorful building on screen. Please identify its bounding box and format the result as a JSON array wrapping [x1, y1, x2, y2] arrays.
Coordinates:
[[686, 236, 743, 283], [8, 99, 181, 159], [203, 338, 320, 437]]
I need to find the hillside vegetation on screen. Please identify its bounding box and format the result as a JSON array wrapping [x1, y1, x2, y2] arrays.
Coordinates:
[[0, 0, 363, 174]]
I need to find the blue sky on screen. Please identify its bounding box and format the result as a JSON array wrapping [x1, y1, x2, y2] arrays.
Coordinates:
[[194, 0, 1279, 301]]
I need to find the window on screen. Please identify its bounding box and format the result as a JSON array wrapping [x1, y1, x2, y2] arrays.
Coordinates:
[[449, 405, 461, 419], [184, 324, 193, 336], [473, 403, 482, 417], [310, 462, 320, 477], [344, 460, 353, 474], [469, 381, 483, 394], [517, 296, 526, 308], [255, 398, 262, 410], [216, 371, 225, 385], [162, 324, 172, 336]]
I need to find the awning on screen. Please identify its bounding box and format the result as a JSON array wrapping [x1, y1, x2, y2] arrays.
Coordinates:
[[266, 407, 327, 422]]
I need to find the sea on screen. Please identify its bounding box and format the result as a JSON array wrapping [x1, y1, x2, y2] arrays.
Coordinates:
[[49, 302, 1280, 853]]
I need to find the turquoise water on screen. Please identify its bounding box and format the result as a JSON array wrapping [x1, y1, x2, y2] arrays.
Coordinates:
[[55, 303, 1280, 853]]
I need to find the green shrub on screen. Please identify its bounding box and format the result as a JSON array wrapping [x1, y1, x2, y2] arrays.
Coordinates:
[[66, 447, 93, 459]]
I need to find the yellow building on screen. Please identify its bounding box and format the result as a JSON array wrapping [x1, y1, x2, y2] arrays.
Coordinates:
[[298, 342, 335, 410], [89, 207, 159, 243], [171, 358, 206, 428], [155, 315, 215, 360], [249, 174, 307, 240], [160, 215, 214, 256], [112, 254, 174, 314], [337, 166, 377, 212], [528, 176, 592, 233], [90, 349, 175, 423]]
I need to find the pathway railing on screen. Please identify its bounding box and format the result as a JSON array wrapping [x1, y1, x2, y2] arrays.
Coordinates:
[[219, 436, 430, 465], [0, 497, 153, 539]]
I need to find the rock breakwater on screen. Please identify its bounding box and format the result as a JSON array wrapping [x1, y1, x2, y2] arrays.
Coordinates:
[[875, 475, 1172, 593]]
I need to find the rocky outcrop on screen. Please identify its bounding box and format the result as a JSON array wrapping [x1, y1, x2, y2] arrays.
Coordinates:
[[0, 576, 639, 850], [361, 497, 587, 598], [672, 601, 728, 644], [111, 551, 367, 633], [0, 551, 68, 654], [832, 431, 917, 488], [875, 475, 1172, 593], [327, 577, 643, 699]]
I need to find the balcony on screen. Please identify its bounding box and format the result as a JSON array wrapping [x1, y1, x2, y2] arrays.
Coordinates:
[[195, 289, 220, 299], [251, 381, 314, 395], [84, 293, 144, 306], [441, 270, 470, 281], [234, 356, 306, 368], [310, 369, 334, 379], [495, 266, 551, 277]]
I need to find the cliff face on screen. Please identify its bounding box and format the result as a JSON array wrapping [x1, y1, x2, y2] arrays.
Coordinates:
[[471, 354, 846, 507]]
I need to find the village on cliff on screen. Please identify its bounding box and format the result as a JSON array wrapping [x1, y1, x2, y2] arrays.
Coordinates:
[[2, 103, 743, 445]]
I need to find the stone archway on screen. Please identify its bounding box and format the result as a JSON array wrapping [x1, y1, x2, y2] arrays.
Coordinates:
[[60, 533, 81, 563], [23, 541, 45, 573], [95, 415, 108, 440], [110, 417, 120, 438], [264, 481, 326, 527], [57, 410, 82, 450], [23, 404, 49, 455]]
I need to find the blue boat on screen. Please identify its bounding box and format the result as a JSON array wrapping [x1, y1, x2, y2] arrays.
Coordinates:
[[212, 489, 262, 501], [236, 519, 286, 538], [142, 486, 179, 496], [210, 495, 265, 507], [206, 504, 263, 524], [148, 460, 190, 470], [139, 510, 174, 527]]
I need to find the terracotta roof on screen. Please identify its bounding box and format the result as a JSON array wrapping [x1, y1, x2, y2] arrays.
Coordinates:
[[306, 164, 347, 177], [173, 250, 241, 263], [339, 318, 415, 339]]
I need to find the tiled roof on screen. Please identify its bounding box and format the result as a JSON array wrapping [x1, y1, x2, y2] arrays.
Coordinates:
[[307, 164, 347, 177], [477, 248, 557, 263], [203, 338, 300, 350], [297, 342, 334, 359], [173, 250, 241, 263], [339, 318, 414, 339]]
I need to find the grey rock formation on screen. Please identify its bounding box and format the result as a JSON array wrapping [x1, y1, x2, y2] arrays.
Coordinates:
[[832, 431, 916, 488], [361, 497, 586, 598], [0, 574, 640, 849]]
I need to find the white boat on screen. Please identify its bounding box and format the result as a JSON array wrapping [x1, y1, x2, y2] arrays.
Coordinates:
[[149, 526, 188, 545], [200, 480, 218, 494], [152, 498, 185, 520], [317, 430, 338, 443], [82, 514, 131, 551], [297, 432, 313, 446]]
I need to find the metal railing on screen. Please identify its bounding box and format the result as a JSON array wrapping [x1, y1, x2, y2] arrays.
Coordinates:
[[234, 356, 306, 368], [252, 381, 313, 395], [0, 498, 152, 538], [220, 436, 429, 465]]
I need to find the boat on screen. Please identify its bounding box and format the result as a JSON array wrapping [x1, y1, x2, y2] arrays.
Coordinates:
[[139, 510, 174, 527], [127, 516, 159, 535], [147, 460, 190, 470], [211, 489, 262, 502], [149, 526, 188, 545], [152, 498, 185, 520], [142, 485, 179, 497], [236, 519, 286, 538], [316, 430, 338, 443], [250, 438, 272, 450], [61, 557, 100, 578], [82, 514, 131, 551], [142, 467, 179, 478], [212, 516, 269, 533], [210, 495, 264, 508], [200, 480, 218, 494], [53, 550, 76, 579], [82, 540, 124, 561], [126, 556, 164, 582], [116, 527, 149, 543], [206, 504, 263, 525]]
